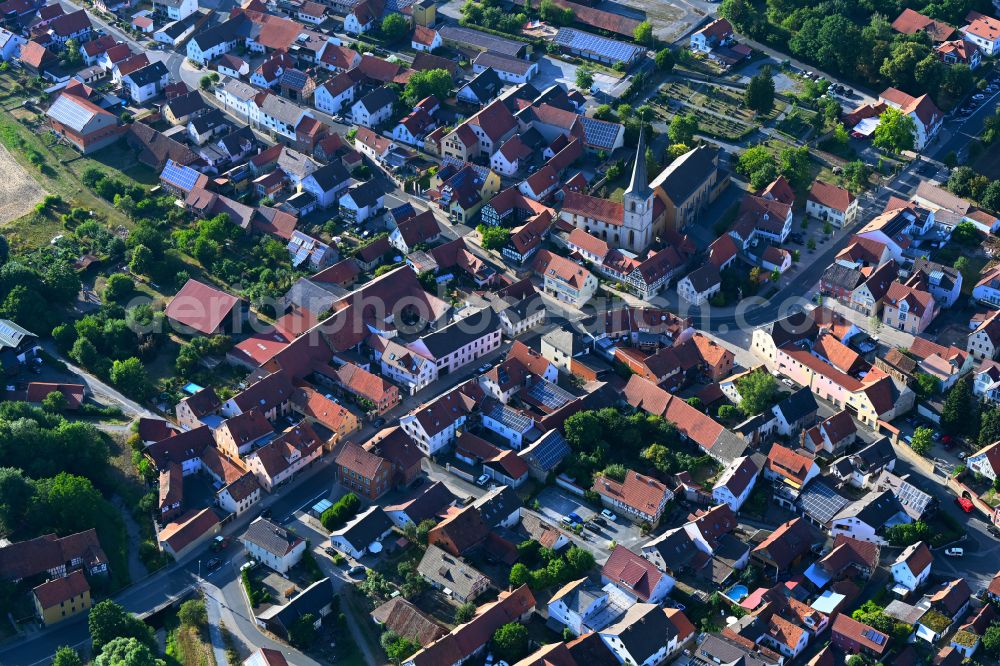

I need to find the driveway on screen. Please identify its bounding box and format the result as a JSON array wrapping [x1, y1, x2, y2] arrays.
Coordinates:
[[533, 56, 619, 96], [533, 486, 648, 556]]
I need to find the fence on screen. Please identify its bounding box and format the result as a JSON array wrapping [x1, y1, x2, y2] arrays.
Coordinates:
[[555, 473, 586, 497]]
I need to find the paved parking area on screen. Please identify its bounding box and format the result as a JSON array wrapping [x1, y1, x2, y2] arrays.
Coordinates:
[[533, 56, 619, 96], [534, 486, 648, 551]]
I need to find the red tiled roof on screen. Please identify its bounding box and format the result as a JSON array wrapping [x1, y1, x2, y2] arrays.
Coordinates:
[[32, 570, 89, 609], [165, 279, 241, 335], [159, 508, 220, 554], [26, 382, 84, 408], [561, 191, 623, 226], [601, 545, 665, 601], [809, 180, 854, 212], [592, 469, 669, 518]]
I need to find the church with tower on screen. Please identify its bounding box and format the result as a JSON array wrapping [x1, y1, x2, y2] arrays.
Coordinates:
[[559, 132, 663, 255], [558, 132, 724, 255]]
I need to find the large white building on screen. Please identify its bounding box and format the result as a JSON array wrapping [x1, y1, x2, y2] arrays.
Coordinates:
[[240, 517, 306, 573]]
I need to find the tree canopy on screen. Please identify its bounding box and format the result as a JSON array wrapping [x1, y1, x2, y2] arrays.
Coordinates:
[[404, 68, 453, 105], [873, 107, 916, 154], [745, 70, 775, 115]]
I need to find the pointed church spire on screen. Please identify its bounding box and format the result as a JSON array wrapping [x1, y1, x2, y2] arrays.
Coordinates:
[[624, 128, 652, 200]]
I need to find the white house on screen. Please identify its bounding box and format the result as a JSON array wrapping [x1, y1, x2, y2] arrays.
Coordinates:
[[314, 73, 358, 114], [677, 265, 721, 305], [599, 604, 690, 666], [411, 25, 441, 52], [350, 87, 396, 129], [890, 541, 933, 594], [122, 61, 169, 104], [257, 94, 313, 141], [155, 0, 197, 21], [328, 506, 394, 559], [339, 180, 385, 223], [240, 517, 306, 573], [217, 474, 261, 516], [878, 87, 943, 151], [962, 12, 1000, 56], [690, 17, 733, 53], [547, 579, 619, 636], [807, 180, 858, 228], [400, 384, 481, 456], [967, 441, 1000, 481], [830, 490, 910, 545], [711, 456, 759, 512], [299, 162, 350, 208]]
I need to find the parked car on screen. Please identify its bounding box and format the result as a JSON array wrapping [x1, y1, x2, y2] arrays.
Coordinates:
[[988, 525, 1000, 538], [601, 509, 618, 522], [348, 565, 367, 577], [956, 497, 974, 513], [567, 512, 583, 524], [372, 417, 386, 428], [945, 547, 964, 557], [206, 557, 222, 570], [324, 546, 338, 556], [476, 474, 491, 486]]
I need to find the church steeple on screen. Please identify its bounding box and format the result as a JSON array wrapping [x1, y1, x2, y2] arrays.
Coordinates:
[[624, 128, 652, 201]]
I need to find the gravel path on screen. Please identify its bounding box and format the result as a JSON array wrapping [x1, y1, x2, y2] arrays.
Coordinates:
[[0, 142, 45, 224]]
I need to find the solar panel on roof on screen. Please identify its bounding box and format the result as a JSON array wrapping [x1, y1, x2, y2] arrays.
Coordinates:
[[48, 95, 96, 133], [160, 160, 202, 191], [531, 432, 570, 470], [527, 379, 574, 410], [797, 480, 850, 525], [863, 629, 885, 645], [579, 117, 620, 150], [488, 403, 532, 431], [554, 28, 642, 63]]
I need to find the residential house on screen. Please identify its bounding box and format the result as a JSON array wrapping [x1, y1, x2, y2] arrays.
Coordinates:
[[676, 264, 721, 305], [350, 86, 396, 128], [328, 506, 393, 559], [712, 455, 759, 511], [802, 410, 857, 455], [882, 278, 938, 334], [962, 11, 1000, 55], [240, 517, 305, 573], [416, 544, 489, 603], [427, 505, 489, 557], [370, 597, 446, 648], [244, 422, 324, 492], [968, 309, 1000, 361], [751, 517, 814, 577], [599, 604, 694, 666], [807, 180, 858, 227], [891, 541, 933, 594], [122, 60, 169, 103], [831, 614, 889, 659], [591, 469, 672, 527], [601, 545, 673, 603], [32, 570, 90, 626], [771, 388, 819, 436], [830, 490, 910, 544]]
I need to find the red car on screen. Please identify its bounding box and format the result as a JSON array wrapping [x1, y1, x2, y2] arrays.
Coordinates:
[[956, 497, 974, 513]]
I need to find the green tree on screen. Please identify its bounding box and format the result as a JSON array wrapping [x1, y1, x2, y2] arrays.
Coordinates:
[[633, 20, 654, 45], [910, 426, 933, 456], [981, 181, 1000, 214], [103, 273, 134, 303], [492, 623, 530, 662], [539, 0, 574, 25], [53, 647, 84, 666], [178, 599, 207, 628], [654, 48, 674, 71], [0, 467, 34, 536], [735, 371, 777, 416], [565, 545, 594, 575], [914, 372, 941, 399], [983, 623, 1000, 656], [110, 357, 151, 401], [982, 406, 1000, 447], [403, 68, 452, 104], [381, 13, 409, 41], [288, 613, 317, 648], [129, 245, 154, 275], [94, 637, 164, 666], [885, 521, 930, 547], [88, 600, 156, 652], [575, 64, 594, 91], [509, 563, 531, 587], [41, 390, 68, 413], [718, 404, 739, 420], [778, 145, 811, 189], [736, 145, 778, 190], [199, 75, 213, 91], [842, 161, 872, 192], [477, 224, 510, 251], [941, 376, 978, 437], [745, 69, 775, 115], [668, 113, 698, 145], [455, 602, 477, 624], [873, 107, 916, 153]]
